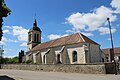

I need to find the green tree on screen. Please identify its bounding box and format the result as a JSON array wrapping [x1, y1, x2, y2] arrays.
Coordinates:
[[3, 56, 18, 64], [18, 50, 24, 63], [0, 0, 11, 41]]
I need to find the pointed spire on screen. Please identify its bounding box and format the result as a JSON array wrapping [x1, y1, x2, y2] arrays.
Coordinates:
[[33, 18, 37, 27]]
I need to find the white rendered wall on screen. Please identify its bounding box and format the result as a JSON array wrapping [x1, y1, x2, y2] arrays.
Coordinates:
[[89, 44, 101, 63]]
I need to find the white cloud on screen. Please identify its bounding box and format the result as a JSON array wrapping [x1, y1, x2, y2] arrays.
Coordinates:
[[66, 28, 80, 33], [0, 41, 5, 45], [0, 37, 7, 45], [81, 32, 94, 36], [2, 37, 7, 42], [47, 34, 61, 40], [1, 37, 17, 43], [61, 34, 69, 37], [66, 29, 94, 37], [12, 26, 29, 41], [3, 29, 10, 34], [98, 27, 116, 35], [8, 39, 18, 43], [47, 34, 69, 40], [111, 0, 120, 13], [66, 6, 117, 35], [3, 26, 12, 29], [20, 42, 27, 47], [3, 26, 28, 42], [0, 38, 18, 45], [3, 48, 18, 58]]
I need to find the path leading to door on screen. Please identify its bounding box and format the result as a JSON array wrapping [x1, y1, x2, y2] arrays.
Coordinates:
[[0, 69, 120, 80]]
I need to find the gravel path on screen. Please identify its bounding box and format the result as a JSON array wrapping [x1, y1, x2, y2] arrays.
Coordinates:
[[0, 69, 120, 80]]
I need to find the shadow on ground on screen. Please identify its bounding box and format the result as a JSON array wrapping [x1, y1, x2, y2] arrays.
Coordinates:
[[0, 75, 15, 80]]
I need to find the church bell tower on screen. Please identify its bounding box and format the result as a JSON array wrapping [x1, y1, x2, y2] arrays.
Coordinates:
[[27, 19, 41, 51]]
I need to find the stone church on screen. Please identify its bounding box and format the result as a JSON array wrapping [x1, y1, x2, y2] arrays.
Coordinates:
[[23, 19, 105, 64]]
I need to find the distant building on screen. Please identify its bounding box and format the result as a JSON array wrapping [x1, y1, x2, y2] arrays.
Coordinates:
[[23, 19, 105, 64], [102, 47, 120, 62]]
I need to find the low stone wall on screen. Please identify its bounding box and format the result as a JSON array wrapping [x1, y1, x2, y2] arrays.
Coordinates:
[[2, 63, 115, 74]]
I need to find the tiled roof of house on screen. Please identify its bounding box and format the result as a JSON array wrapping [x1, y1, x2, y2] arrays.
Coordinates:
[[102, 47, 120, 55], [30, 33, 99, 52]]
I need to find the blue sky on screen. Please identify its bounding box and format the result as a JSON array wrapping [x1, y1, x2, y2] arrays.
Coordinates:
[[1, 0, 120, 57]]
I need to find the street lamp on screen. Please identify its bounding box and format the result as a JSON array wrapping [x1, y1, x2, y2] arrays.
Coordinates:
[[107, 18, 117, 75], [107, 18, 114, 62]]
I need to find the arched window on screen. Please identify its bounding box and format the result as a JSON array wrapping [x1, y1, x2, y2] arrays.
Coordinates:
[[43, 55, 46, 64], [72, 51, 77, 62], [34, 34, 39, 42], [57, 54, 61, 64], [29, 34, 31, 42]]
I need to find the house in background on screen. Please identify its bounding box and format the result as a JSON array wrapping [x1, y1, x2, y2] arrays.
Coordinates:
[[23, 19, 105, 64], [102, 47, 120, 62]]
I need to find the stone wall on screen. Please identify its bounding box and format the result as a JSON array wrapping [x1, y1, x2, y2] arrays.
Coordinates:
[[2, 63, 116, 74]]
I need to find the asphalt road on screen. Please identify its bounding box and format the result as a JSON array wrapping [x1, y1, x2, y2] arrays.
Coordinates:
[[0, 69, 120, 80]]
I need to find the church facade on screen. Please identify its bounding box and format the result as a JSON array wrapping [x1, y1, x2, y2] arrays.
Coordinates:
[[23, 19, 105, 64]]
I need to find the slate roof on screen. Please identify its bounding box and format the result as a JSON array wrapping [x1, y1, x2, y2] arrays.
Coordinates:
[[30, 33, 99, 52], [102, 47, 120, 55]]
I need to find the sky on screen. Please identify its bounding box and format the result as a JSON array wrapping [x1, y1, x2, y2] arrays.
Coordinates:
[[0, 0, 120, 57]]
